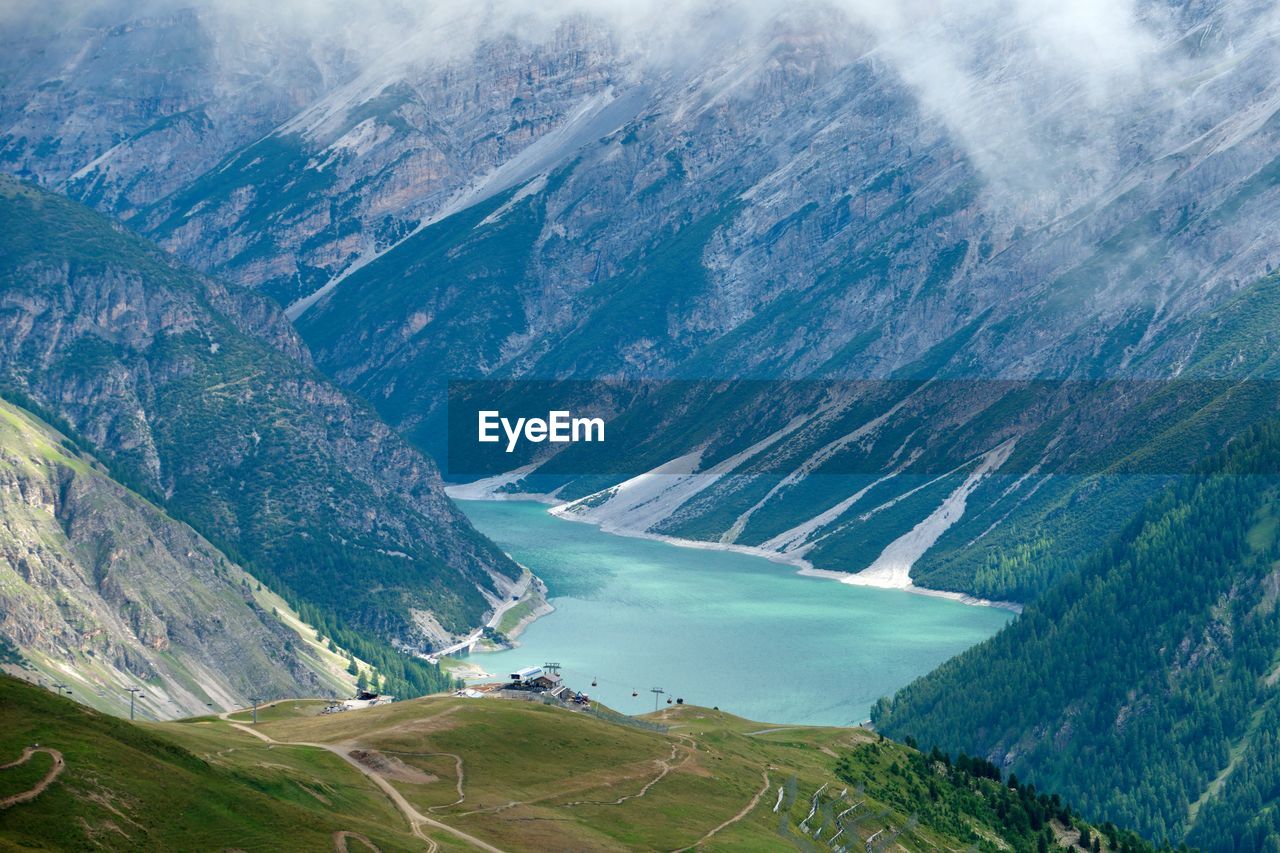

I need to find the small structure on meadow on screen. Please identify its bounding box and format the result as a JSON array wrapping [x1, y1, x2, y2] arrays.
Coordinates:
[[532, 672, 565, 698], [323, 691, 396, 714]]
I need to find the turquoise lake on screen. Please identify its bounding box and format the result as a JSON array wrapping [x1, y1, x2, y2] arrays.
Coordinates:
[[456, 500, 1012, 726]]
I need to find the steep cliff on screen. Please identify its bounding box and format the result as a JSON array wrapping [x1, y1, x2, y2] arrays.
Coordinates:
[[0, 396, 358, 718], [9, 5, 1278, 603]]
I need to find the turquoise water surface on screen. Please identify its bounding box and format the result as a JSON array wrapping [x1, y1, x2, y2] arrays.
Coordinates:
[[456, 500, 1012, 726]]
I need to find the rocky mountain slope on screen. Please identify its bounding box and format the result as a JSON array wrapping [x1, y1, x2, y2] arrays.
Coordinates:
[[6, 2, 1280, 845], [8, 2, 1280, 606], [0, 176, 520, 668], [286, 0, 1280, 604], [0, 396, 353, 718]]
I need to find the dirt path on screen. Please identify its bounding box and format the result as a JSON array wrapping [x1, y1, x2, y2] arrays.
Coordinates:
[[672, 770, 771, 852], [378, 750, 466, 812], [221, 717, 498, 852], [332, 830, 381, 852], [0, 747, 65, 808], [563, 742, 683, 807], [455, 741, 688, 820]]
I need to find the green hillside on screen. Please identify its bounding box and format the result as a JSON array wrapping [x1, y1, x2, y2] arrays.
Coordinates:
[[0, 675, 1160, 851], [874, 420, 1280, 848], [0, 676, 420, 851]]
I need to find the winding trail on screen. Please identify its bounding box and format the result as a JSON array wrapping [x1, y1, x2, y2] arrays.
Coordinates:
[[379, 750, 466, 813], [218, 712, 498, 852], [455, 741, 687, 819], [563, 742, 683, 807], [672, 771, 771, 852], [0, 747, 65, 808], [331, 830, 381, 852], [214, 704, 771, 850]]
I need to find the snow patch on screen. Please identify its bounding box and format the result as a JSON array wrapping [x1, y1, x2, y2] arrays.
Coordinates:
[[762, 470, 898, 554], [307, 118, 394, 172], [285, 85, 648, 321], [444, 465, 546, 501], [478, 173, 548, 227], [720, 387, 922, 545]]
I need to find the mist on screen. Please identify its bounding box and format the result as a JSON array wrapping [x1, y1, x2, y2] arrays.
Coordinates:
[[7, 0, 1275, 209], [219, 0, 1273, 207]]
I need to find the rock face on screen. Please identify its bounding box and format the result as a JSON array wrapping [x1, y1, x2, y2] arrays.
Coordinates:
[[8, 3, 1280, 605], [0, 397, 342, 718], [0, 177, 519, 655]]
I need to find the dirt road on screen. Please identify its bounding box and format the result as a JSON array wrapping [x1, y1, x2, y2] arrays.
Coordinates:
[[219, 711, 500, 852], [673, 770, 771, 851]]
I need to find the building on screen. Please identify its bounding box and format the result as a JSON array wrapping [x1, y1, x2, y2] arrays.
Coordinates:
[[531, 672, 565, 698], [509, 666, 544, 685]]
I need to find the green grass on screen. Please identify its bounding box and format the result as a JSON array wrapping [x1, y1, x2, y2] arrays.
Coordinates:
[[224, 699, 331, 726], [1246, 503, 1280, 552], [0, 749, 55, 799], [0, 677, 419, 851], [1, 674, 1161, 851]]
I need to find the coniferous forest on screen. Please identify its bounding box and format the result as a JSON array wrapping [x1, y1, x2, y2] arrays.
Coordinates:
[[876, 421, 1280, 847]]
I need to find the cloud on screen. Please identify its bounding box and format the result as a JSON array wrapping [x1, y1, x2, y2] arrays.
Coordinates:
[[198, 0, 1208, 206], [825, 0, 1173, 204], [9, 0, 1271, 209]]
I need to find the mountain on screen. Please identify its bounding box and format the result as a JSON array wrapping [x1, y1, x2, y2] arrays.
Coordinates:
[[7, 1, 1280, 847], [872, 419, 1280, 848], [0, 3, 623, 309], [8, 3, 1280, 609], [0, 396, 356, 718], [0, 176, 519, 679], [0, 674, 1162, 852]]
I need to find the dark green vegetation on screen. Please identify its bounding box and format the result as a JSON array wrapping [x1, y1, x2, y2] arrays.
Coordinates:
[[0, 674, 1159, 852], [835, 745, 1161, 853], [875, 419, 1280, 848], [298, 178, 551, 458], [0, 177, 518, 695], [8, 12, 1280, 848]]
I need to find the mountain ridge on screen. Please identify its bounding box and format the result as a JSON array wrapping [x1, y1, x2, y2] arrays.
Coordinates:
[[0, 175, 520, 683]]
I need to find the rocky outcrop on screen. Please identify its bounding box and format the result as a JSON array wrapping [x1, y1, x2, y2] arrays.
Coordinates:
[[0, 397, 338, 718]]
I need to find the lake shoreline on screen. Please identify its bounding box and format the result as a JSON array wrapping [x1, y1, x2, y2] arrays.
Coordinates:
[[448, 498, 1013, 726], [447, 484, 1022, 615]]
